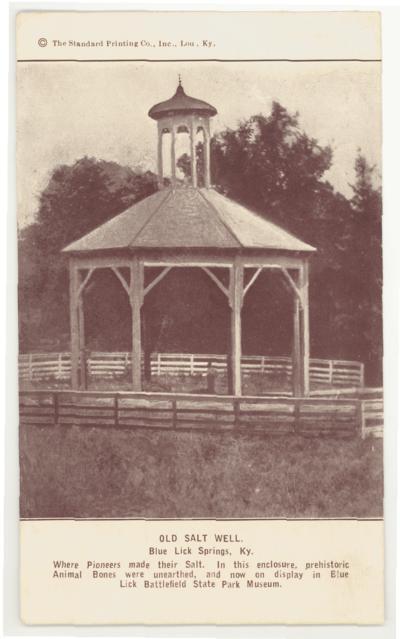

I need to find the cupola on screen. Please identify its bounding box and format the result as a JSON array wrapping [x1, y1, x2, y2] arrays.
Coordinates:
[[148, 79, 217, 189]]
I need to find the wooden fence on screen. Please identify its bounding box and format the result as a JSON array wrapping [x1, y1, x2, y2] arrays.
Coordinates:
[[19, 352, 365, 388], [361, 397, 384, 438], [18, 389, 382, 438]]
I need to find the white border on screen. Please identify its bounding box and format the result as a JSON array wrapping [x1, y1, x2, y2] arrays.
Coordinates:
[[2, 2, 399, 638]]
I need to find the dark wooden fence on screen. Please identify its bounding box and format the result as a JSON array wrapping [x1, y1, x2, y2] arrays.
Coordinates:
[[18, 390, 382, 438]]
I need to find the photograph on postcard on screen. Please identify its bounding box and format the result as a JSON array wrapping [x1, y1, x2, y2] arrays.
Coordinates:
[[17, 57, 383, 521]]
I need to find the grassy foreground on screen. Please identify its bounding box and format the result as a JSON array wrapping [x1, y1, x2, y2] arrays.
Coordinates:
[[20, 425, 383, 519]]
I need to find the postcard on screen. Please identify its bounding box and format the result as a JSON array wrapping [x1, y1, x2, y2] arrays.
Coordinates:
[[16, 10, 384, 626]]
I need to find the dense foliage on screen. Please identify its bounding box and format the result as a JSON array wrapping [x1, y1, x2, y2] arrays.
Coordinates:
[[18, 103, 382, 383]]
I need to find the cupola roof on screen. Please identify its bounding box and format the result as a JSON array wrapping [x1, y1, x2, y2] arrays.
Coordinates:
[[148, 80, 217, 121]]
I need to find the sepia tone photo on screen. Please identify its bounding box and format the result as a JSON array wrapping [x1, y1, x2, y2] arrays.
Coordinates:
[[18, 59, 383, 521]]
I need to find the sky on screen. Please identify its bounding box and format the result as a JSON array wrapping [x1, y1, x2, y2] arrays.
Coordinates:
[[17, 60, 381, 228]]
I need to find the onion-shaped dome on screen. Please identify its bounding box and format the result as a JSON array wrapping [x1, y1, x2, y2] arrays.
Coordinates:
[[148, 81, 217, 120]]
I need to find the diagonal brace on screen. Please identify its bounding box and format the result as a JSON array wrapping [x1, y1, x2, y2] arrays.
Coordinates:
[[243, 267, 263, 299], [111, 267, 131, 297], [77, 268, 94, 299], [201, 267, 230, 301], [281, 267, 303, 307], [143, 267, 172, 297]]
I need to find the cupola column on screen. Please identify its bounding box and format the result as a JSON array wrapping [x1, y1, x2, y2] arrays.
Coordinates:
[[190, 117, 197, 188], [157, 121, 163, 189], [203, 122, 211, 189], [171, 125, 177, 187]]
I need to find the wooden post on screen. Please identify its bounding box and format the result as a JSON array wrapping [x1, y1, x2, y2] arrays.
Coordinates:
[[359, 400, 365, 439], [57, 353, 62, 379], [130, 257, 143, 391], [53, 392, 59, 427], [230, 260, 243, 396], [69, 259, 80, 390], [157, 122, 163, 189], [204, 125, 211, 188], [171, 126, 176, 186], [299, 260, 310, 396], [292, 295, 301, 396], [78, 292, 87, 390], [114, 393, 119, 427], [360, 363, 365, 388], [157, 352, 162, 376], [328, 359, 334, 386], [172, 399, 177, 429], [190, 118, 197, 188], [142, 313, 152, 383]]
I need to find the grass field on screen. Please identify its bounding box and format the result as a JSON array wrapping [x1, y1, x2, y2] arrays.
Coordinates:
[[20, 424, 383, 519]]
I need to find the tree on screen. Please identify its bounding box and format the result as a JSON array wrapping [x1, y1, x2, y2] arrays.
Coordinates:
[[347, 154, 382, 383], [18, 158, 158, 350]]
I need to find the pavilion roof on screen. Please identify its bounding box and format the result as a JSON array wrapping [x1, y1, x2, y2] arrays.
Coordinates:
[[63, 187, 316, 254]]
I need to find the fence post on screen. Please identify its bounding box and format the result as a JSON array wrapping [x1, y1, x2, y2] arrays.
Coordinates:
[[294, 398, 301, 433], [124, 352, 129, 375], [261, 356, 265, 373], [172, 399, 177, 429], [57, 353, 62, 379], [358, 400, 365, 439], [157, 353, 162, 376], [114, 394, 119, 427], [360, 363, 365, 388], [28, 354, 33, 381], [54, 392, 59, 427], [190, 354, 195, 375], [328, 360, 334, 386], [233, 398, 240, 428]]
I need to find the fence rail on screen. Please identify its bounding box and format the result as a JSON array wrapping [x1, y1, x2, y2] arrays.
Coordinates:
[[19, 352, 365, 388], [19, 389, 383, 438], [361, 398, 384, 439]]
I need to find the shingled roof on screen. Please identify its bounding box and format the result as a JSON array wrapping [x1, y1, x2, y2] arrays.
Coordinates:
[[63, 187, 315, 254]]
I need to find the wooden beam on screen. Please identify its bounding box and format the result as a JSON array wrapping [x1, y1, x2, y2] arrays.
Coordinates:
[[77, 268, 94, 299], [67, 256, 133, 269], [69, 260, 80, 390], [299, 261, 310, 396], [144, 255, 305, 268], [143, 267, 172, 297], [230, 260, 243, 396], [281, 267, 302, 305], [292, 296, 301, 397], [157, 121, 163, 189], [243, 267, 263, 299], [68, 253, 306, 271], [203, 123, 211, 188], [171, 126, 176, 186], [201, 267, 230, 301], [78, 296, 87, 390], [111, 266, 131, 298], [190, 117, 197, 188], [130, 257, 143, 391]]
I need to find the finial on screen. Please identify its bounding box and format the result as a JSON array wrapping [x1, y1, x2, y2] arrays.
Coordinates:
[[178, 74, 182, 86]]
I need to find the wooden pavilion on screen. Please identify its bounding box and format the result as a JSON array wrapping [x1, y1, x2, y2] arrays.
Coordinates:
[[63, 80, 315, 396]]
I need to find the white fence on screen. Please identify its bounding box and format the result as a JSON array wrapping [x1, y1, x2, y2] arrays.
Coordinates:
[[19, 352, 365, 388]]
